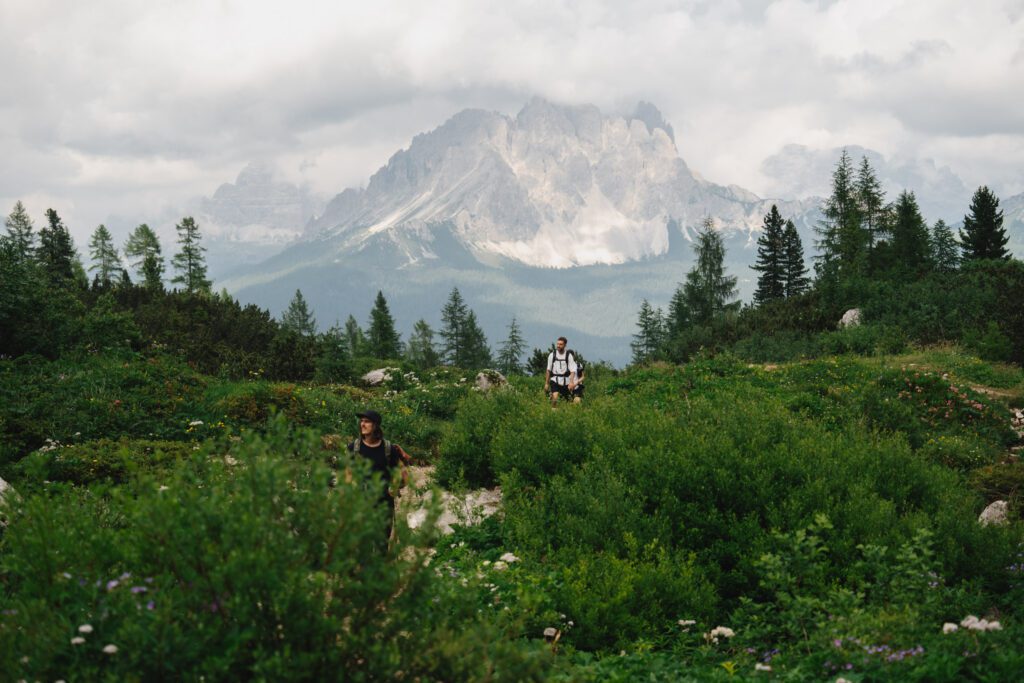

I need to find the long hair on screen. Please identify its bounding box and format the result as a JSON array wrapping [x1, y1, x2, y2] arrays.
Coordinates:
[[370, 424, 384, 442]]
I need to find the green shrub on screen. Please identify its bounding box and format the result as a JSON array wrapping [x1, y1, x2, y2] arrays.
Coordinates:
[[15, 438, 198, 486], [918, 435, 1001, 471], [436, 388, 529, 488]]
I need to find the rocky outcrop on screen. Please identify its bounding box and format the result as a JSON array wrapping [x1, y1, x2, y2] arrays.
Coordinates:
[[475, 370, 507, 392], [361, 368, 395, 387], [401, 466, 502, 535], [978, 500, 1009, 526], [839, 309, 862, 328]]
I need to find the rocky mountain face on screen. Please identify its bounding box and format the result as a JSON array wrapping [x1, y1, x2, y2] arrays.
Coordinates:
[[302, 98, 817, 269]]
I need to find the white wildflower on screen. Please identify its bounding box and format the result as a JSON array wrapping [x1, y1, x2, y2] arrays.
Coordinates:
[[710, 626, 735, 639], [78, 624, 93, 634], [188, 420, 204, 427], [70, 637, 85, 645], [102, 644, 118, 654], [499, 552, 520, 563], [678, 619, 697, 627], [942, 622, 959, 634], [755, 663, 772, 671], [492, 561, 508, 572], [543, 627, 558, 639]]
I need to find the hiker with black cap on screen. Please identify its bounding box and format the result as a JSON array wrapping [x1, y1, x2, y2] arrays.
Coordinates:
[[347, 409, 410, 547]]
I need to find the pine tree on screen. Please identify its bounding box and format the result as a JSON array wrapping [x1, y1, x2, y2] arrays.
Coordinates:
[[4, 201, 34, 262], [855, 156, 887, 253], [344, 315, 366, 358], [406, 319, 440, 369], [889, 190, 932, 275], [37, 208, 78, 283], [88, 224, 123, 288], [496, 317, 526, 376], [367, 290, 402, 359], [782, 220, 810, 297], [751, 205, 787, 305], [440, 287, 469, 366], [676, 217, 738, 327], [930, 219, 960, 272], [124, 223, 164, 289], [171, 216, 211, 294], [631, 299, 665, 364], [960, 186, 1010, 261], [281, 289, 317, 337], [815, 150, 866, 281], [460, 310, 492, 369]]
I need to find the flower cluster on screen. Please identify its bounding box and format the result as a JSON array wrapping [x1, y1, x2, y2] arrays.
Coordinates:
[[955, 615, 1002, 632], [704, 625, 735, 644]]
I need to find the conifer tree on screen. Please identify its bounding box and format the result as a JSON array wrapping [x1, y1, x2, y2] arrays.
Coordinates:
[[171, 216, 211, 294], [815, 150, 866, 281], [88, 224, 123, 288], [406, 319, 440, 369], [440, 287, 469, 366], [367, 290, 402, 359], [855, 156, 887, 253], [124, 223, 164, 289], [4, 201, 35, 262], [281, 289, 317, 337], [782, 220, 810, 297], [314, 323, 351, 382], [890, 191, 932, 275], [751, 204, 787, 305], [631, 299, 665, 364], [960, 186, 1010, 261], [344, 315, 366, 358], [496, 317, 526, 376], [37, 208, 79, 283], [930, 219, 960, 272], [674, 217, 738, 327], [460, 309, 492, 369]]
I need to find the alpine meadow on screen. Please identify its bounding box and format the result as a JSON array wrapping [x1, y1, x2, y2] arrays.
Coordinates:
[[3, 2, 1024, 681]]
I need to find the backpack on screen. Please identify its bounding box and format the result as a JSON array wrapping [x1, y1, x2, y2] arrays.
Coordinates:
[[550, 349, 575, 381]]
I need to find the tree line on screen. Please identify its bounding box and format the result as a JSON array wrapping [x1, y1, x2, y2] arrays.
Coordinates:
[[631, 151, 1017, 365]]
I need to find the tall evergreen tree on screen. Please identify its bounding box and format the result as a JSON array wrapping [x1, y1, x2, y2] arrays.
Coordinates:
[[960, 186, 1010, 261], [124, 223, 164, 289], [406, 319, 440, 369], [344, 315, 366, 358], [930, 219, 960, 272], [815, 150, 866, 281], [751, 204, 787, 305], [171, 216, 211, 294], [37, 208, 78, 283], [631, 299, 665, 365], [460, 309, 492, 369], [674, 217, 738, 327], [855, 156, 887, 253], [367, 290, 402, 359], [889, 190, 932, 275], [4, 201, 35, 262], [281, 289, 317, 336], [88, 224, 123, 288], [782, 220, 810, 297], [314, 323, 351, 383], [440, 287, 469, 366], [495, 317, 526, 376]]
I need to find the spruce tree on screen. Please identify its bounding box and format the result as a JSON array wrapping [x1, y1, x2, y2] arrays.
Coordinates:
[[631, 299, 665, 365], [88, 224, 123, 288], [460, 309, 492, 369], [4, 201, 35, 262], [406, 319, 440, 369], [960, 186, 1010, 261], [37, 208, 78, 283], [815, 150, 866, 281], [440, 287, 469, 366], [124, 223, 164, 289], [782, 220, 810, 297], [367, 290, 402, 359], [496, 317, 526, 376], [751, 204, 787, 305], [344, 315, 366, 358], [171, 216, 211, 294], [314, 323, 351, 383], [889, 191, 932, 276], [676, 217, 738, 327], [855, 156, 887, 253], [930, 219, 960, 272], [281, 289, 317, 337]]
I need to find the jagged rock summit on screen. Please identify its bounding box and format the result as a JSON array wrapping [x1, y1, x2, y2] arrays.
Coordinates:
[[304, 98, 812, 269]]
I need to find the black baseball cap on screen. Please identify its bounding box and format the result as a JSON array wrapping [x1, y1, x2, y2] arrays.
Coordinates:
[[356, 410, 382, 426]]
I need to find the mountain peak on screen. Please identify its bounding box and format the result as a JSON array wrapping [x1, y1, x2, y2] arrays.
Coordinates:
[[630, 101, 675, 143]]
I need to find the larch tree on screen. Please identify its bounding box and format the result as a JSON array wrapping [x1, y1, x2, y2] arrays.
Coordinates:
[[4, 201, 35, 263], [171, 216, 211, 294], [281, 289, 318, 337], [930, 219, 960, 272], [124, 223, 164, 290], [406, 319, 440, 369], [496, 316, 526, 376], [88, 224, 123, 288]]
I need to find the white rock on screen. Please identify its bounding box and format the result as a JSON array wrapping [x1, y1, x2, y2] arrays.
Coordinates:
[[475, 370, 508, 392], [978, 500, 1009, 526], [838, 308, 862, 328], [400, 465, 502, 535], [361, 368, 393, 386]]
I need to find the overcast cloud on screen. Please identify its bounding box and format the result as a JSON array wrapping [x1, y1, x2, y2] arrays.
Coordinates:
[[2, 0, 1022, 244]]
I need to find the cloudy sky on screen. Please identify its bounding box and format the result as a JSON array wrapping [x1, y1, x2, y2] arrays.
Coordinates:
[[2, 0, 1023, 244]]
